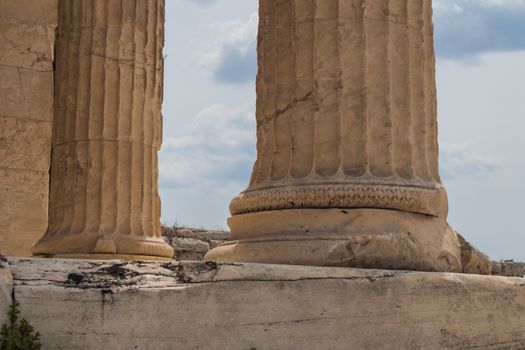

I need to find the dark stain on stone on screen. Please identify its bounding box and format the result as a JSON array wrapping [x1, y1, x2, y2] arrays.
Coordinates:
[[205, 261, 218, 269], [160, 262, 179, 272], [160, 263, 189, 283], [98, 263, 140, 279], [101, 289, 113, 296], [101, 289, 115, 307], [67, 273, 85, 285], [64, 263, 144, 290], [161, 261, 218, 283]]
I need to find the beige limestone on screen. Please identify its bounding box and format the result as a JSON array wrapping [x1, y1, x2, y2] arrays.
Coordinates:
[[219, 208, 461, 271], [5, 258, 525, 350], [164, 226, 525, 275], [32, 0, 173, 259], [0, 0, 58, 256], [164, 226, 525, 276], [206, 0, 461, 271]]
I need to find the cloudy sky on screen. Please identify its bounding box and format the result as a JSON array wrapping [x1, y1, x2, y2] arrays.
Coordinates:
[[160, 0, 525, 261]]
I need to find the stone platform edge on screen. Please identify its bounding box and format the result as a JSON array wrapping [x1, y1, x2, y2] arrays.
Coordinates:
[[1, 257, 525, 350]]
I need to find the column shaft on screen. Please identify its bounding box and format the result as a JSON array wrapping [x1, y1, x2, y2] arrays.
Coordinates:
[[206, 0, 461, 272], [33, 0, 173, 259], [233, 0, 446, 218]]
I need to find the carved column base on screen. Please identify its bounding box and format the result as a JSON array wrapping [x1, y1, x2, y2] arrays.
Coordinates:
[[205, 209, 462, 272], [32, 235, 173, 260]]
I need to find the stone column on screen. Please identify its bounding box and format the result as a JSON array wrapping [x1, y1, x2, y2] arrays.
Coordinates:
[[32, 0, 173, 259], [206, 0, 462, 271]]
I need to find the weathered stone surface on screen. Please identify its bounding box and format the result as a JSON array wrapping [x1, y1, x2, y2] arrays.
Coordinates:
[[0, 0, 57, 28], [168, 228, 230, 242], [0, 117, 53, 171], [0, 0, 57, 257], [171, 237, 210, 254], [211, 209, 462, 272], [32, 0, 173, 259], [0, 68, 55, 123], [162, 226, 229, 261], [163, 227, 525, 275], [206, 0, 462, 271], [0, 0, 56, 74], [6, 258, 525, 350], [458, 232, 494, 275], [0, 254, 12, 326], [457, 232, 525, 277], [493, 260, 525, 278], [0, 169, 48, 256]]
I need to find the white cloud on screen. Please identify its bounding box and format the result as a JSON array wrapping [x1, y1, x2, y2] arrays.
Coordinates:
[[440, 143, 502, 181], [478, 0, 525, 7], [433, 0, 525, 59], [188, 0, 216, 5], [435, 0, 525, 10], [159, 104, 256, 190], [201, 13, 258, 83]]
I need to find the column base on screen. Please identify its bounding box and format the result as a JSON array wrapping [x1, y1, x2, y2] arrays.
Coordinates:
[[32, 234, 174, 259], [205, 208, 462, 272]]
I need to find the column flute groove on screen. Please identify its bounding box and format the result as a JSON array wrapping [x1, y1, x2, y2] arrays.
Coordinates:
[[59, 12, 75, 236], [288, 0, 296, 179], [290, 0, 315, 179], [391, 0, 414, 179], [268, 0, 279, 181], [423, 1, 440, 182]]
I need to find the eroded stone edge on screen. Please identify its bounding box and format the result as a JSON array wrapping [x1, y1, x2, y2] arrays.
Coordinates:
[[7, 258, 524, 293]]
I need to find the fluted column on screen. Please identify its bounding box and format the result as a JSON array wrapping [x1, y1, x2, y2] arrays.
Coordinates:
[[32, 0, 173, 259], [206, 0, 462, 271]]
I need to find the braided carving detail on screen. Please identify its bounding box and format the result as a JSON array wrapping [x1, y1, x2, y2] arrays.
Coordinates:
[[230, 184, 446, 217]]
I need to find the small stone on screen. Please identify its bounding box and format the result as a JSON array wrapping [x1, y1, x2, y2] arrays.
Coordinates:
[[174, 252, 205, 262], [170, 238, 210, 254], [174, 228, 230, 242], [0, 257, 12, 326]]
